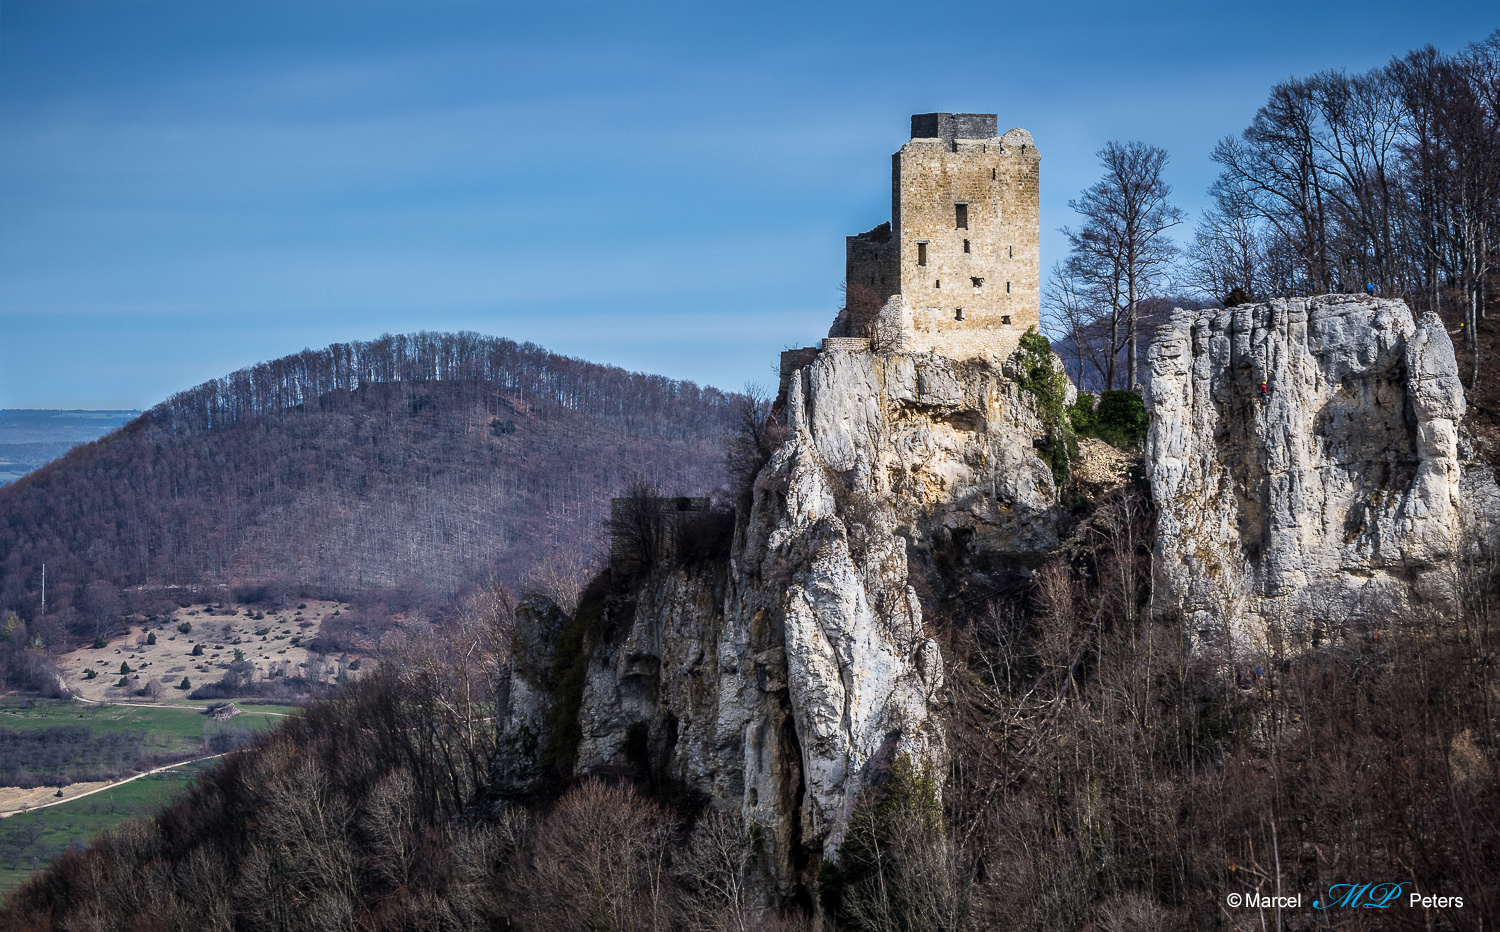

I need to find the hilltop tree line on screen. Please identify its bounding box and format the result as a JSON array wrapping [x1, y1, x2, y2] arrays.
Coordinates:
[[0, 332, 739, 653], [144, 330, 732, 441], [1049, 30, 1500, 393]]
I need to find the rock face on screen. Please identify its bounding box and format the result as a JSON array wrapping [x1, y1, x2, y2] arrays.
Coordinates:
[[497, 346, 1064, 898], [1145, 295, 1500, 641]]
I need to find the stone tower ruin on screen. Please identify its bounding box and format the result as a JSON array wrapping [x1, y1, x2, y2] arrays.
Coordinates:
[[839, 113, 1041, 360]]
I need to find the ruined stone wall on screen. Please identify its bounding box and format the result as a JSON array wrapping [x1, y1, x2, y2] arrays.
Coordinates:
[[843, 115, 1041, 364], [894, 127, 1040, 361], [846, 223, 898, 304], [779, 347, 821, 398]]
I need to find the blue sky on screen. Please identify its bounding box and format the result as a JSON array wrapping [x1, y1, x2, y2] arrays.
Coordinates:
[[1, 0, 1493, 408]]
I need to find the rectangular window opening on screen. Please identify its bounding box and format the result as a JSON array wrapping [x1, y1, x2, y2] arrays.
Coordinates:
[[1006, 281, 1011, 293], [917, 242, 928, 267], [955, 307, 964, 321], [971, 277, 983, 289], [963, 239, 970, 254], [992, 168, 996, 180], [1002, 315, 1012, 325], [1008, 245, 1013, 258], [935, 279, 941, 289], [955, 203, 968, 230]]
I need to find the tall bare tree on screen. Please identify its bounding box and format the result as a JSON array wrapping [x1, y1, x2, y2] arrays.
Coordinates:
[[1395, 36, 1500, 389], [1061, 141, 1184, 388]]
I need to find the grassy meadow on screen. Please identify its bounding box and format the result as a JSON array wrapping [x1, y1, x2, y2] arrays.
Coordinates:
[[0, 698, 296, 899]]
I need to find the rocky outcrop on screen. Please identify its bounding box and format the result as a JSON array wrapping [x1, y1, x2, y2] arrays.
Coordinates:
[[1145, 294, 1500, 642], [497, 345, 1065, 898]]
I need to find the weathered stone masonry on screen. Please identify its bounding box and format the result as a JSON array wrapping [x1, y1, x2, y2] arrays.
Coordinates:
[[785, 113, 1042, 396]]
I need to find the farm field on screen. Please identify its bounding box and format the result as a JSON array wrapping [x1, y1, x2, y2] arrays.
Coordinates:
[[0, 760, 212, 898], [0, 697, 297, 743], [0, 698, 294, 806], [0, 699, 296, 900]]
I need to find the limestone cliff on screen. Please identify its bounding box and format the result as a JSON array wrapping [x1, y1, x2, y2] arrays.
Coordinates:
[[1145, 294, 1500, 641], [497, 345, 1065, 898]]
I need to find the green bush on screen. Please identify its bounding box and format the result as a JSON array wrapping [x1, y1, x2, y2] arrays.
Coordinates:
[[1014, 328, 1075, 486], [146, 632, 157, 645], [178, 621, 192, 634], [1095, 390, 1149, 447], [540, 575, 614, 772], [191, 643, 204, 656], [119, 661, 131, 675], [1067, 391, 1097, 435], [177, 677, 191, 690]]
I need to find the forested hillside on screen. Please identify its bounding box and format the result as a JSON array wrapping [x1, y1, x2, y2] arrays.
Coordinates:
[[0, 332, 738, 641]]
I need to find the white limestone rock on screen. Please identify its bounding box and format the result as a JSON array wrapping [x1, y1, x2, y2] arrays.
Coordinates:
[[563, 346, 1066, 896], [1145, 294, 1499, 641]]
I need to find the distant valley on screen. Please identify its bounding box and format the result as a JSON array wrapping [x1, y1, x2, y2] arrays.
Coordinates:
[[0, 410, 142, 484]]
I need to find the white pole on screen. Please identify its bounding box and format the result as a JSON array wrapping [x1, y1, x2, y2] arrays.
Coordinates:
[[41, 564, 46, 617]]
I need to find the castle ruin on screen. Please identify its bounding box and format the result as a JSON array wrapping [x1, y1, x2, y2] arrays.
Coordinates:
[[784, 113, 1040, 391]]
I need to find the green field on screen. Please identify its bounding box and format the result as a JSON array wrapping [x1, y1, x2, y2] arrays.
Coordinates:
[[0, 760, 211, 898], [0, 698, 299, 900], [0, 699, 297, 744]]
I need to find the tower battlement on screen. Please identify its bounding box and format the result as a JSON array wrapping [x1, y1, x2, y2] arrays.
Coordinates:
[[909, 112, 998, 141]]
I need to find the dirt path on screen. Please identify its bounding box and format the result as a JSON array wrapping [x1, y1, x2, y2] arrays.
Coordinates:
[[68, 695, 292, 716], [0, 754, 226, 819]]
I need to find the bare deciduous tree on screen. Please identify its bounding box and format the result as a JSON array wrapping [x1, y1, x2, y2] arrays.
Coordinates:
[[1059, 141, 1184, 389], [609, 473, 670, 573], [673, 809, 756, 932], [527, 550, 596, 616], [725, 384, 787, 502], [520, 780, 677, 932]]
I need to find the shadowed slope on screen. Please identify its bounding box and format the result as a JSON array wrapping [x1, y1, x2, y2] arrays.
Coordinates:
[[0, 332, 736, 625]]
